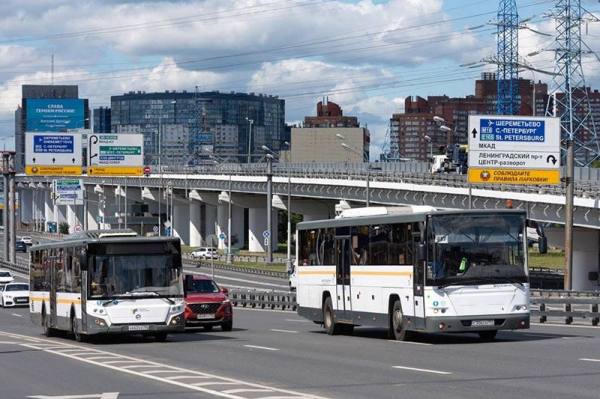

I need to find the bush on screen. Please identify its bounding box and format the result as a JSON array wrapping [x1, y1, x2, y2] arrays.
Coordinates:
[[59, 222, 70, 235]]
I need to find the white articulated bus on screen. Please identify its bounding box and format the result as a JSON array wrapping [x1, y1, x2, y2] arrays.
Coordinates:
[[29, 230, 185, 341], [292, 207, 530, 341]]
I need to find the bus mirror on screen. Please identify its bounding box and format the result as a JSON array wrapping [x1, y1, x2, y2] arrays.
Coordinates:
[[418, 243, 427, 262], [538, 237, 547, 254]]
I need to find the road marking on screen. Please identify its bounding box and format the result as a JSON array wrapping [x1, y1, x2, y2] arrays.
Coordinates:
[[392, 365, 452, 375], [1, 331, 326, 399], [270, 329, 299, 334], [244, 344, 280, 351], [223, 388, 272, 394], [11, 313, 24, 318], [28, 393, 119, 399], [580, 358, 600, 363], [0, 340, 17, 344], [388, 340, 432, 346], [285, 319, 310, 323]]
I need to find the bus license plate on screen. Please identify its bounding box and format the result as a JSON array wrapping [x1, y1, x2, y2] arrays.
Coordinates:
[[128, 325, 150, 331], [197, 314, 214, 320], [472, 320, 494, 327]]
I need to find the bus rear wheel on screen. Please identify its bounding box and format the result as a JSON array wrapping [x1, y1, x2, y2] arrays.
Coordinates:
[[323, 296, 340, 335], [42, 310, 53, 338], [391, 300, 412, 341]]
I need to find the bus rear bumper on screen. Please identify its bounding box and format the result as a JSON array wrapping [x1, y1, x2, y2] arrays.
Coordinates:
[[421, 313, 530, 333]]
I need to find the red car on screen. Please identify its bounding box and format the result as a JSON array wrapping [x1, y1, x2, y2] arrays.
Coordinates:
[[184, 274, 233, 331]]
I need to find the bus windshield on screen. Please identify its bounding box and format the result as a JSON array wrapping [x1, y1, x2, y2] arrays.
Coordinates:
[[88, 254, 182, 299], [427, 213, 527, 287]]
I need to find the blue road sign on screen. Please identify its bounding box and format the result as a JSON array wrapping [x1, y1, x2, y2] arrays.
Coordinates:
[[263, 230, 270, 238], [479, 118, 545, 143], [33, 135, 74, 153], [219, 233, 226, 240]]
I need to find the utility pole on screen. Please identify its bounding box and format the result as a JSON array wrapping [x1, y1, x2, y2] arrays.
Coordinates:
[[2, 153, 10, 262], [227, 175, 232, 264], [496, 0, 519, 115], [266, 154, 273, 263]]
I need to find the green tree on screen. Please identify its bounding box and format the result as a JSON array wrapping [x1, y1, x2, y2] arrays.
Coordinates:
[[59, 222, 70, 235]]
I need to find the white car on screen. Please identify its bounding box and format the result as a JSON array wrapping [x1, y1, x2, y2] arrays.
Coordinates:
[[0, 283, 29, 307], [0, 269, 14, 284], [191, 247, 219, 260], [20, 236, 33, 245]]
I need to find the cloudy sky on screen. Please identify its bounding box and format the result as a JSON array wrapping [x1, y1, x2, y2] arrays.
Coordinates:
[[1, 0, 599, 157]]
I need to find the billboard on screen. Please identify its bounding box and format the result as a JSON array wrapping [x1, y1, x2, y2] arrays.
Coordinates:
[[88, 134, 144, 176], [53, 179, 84, 206], [25, 132, 83, 175], [467, 115, 561, 185], [26, 99, 85, 131]]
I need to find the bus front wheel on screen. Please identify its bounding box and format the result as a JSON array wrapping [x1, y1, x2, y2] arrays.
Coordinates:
[[323, 296, 340, 335], [391, 300, 412, 341]]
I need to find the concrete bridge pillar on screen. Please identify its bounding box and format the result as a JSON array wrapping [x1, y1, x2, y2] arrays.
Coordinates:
[[44, 191, 55, 231], [172, 197, 190, 245], [189, 201, 202, 247], [231, 205, 245, 249], [204, 204, 217, 245], [67, 204, 83, 233], [20, 189, 33, 225], [86, 189, 100, 231], [248, 207, 278, 253]]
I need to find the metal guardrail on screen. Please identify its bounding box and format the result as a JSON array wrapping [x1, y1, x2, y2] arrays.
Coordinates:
[[229, 288, 297, 311], [530, 289, 600, 326], [182, 253, 287, 265], [0, 259, 28, 275], [187, 260, 288, 279]]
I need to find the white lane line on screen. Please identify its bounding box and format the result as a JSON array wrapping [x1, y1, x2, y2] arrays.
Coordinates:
[[165, 375, 211, 380], [11, 313, 24, 318], [580, 358, 600, 363], [1, 330, 328, 399], [190, 382, 239, 387], [222, 388, 272, 394], [141, 370, 184, 375], [0, 341, 17, 344], [244, 344, 280, 351], [531, 323, 600, 330], [392, 365, 452, 375], [388, 340, 432, 346], [285, 319, 310, 323], [270, 329, 299, 334], [85, 356, 122, 361]]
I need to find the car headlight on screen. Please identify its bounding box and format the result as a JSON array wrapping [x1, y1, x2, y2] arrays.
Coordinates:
[[170, 305, 183, 313]]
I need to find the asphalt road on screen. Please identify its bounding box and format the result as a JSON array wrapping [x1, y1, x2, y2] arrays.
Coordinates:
[[1, 297, 600, 399]]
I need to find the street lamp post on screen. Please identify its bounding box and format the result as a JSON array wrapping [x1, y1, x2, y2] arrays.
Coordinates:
[[245, 117, 254, 164], [337, 135, 370, 207], [227, 174, 232, 264], [265, 153, 273, 263], [157, 116, 162, 236]]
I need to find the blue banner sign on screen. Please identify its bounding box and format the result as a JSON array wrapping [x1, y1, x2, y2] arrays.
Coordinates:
[[26, 99, 84, 131], [480, 118, 545, 143], [33, 135, 74, 153]]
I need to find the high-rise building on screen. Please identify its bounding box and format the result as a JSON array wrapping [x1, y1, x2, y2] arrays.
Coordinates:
[[110, 90, 285, 165], [303, 98, 359, 128], [93, 106, 111, 133], [15, 85, 89, 171], [387, 74, 549, 161], [291, 101, 369, 162]]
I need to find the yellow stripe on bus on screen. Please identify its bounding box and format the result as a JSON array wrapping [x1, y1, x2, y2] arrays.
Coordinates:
[[298, 271, 335, 276], [351, 271, 412, 277]]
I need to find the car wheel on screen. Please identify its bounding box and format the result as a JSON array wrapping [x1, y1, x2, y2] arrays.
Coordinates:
[[221, 321, 233, 331], [390, 300, 412, 341], [323, 296, 340, 335]]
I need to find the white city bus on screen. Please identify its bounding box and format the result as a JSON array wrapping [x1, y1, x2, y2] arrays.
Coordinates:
[[292, 207, 530, 341], [29, 230, 185, 341]]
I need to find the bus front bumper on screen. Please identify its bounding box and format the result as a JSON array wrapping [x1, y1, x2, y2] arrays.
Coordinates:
[[420, 313, 529, 333], [86, 314, 185, 335]]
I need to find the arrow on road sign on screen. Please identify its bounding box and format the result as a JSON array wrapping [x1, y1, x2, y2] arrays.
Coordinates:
[[546, 155, 557, 165], [471, 128, 478, 139], [32, 157, 36, 163], [52, 158, 56, 164], [72, 157, 76, 164]]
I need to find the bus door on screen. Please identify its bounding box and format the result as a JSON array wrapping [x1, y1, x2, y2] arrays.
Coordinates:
[[49, 255, 57, 327], [412, 231, 425, 329], [335, 237, 352, 322]]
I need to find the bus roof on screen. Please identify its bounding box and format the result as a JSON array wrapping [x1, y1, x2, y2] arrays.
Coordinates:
[[297, 207, 526, 230], [30, 230, 180, 251]]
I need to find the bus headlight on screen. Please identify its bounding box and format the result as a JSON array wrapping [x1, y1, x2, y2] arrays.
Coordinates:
[[515, 305, 528, 311]]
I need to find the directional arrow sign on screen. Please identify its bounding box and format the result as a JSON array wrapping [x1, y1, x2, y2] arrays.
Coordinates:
[[468, 115, 561, 185], [25, 132, 82, 176]]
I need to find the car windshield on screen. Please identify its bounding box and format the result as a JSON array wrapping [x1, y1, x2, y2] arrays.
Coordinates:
[[0, 272, 11, 277], [427, 213, 527, 287], [6, 284, 28, 291], [186, 279, 220, 294], [88, 254, 183, 299]]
